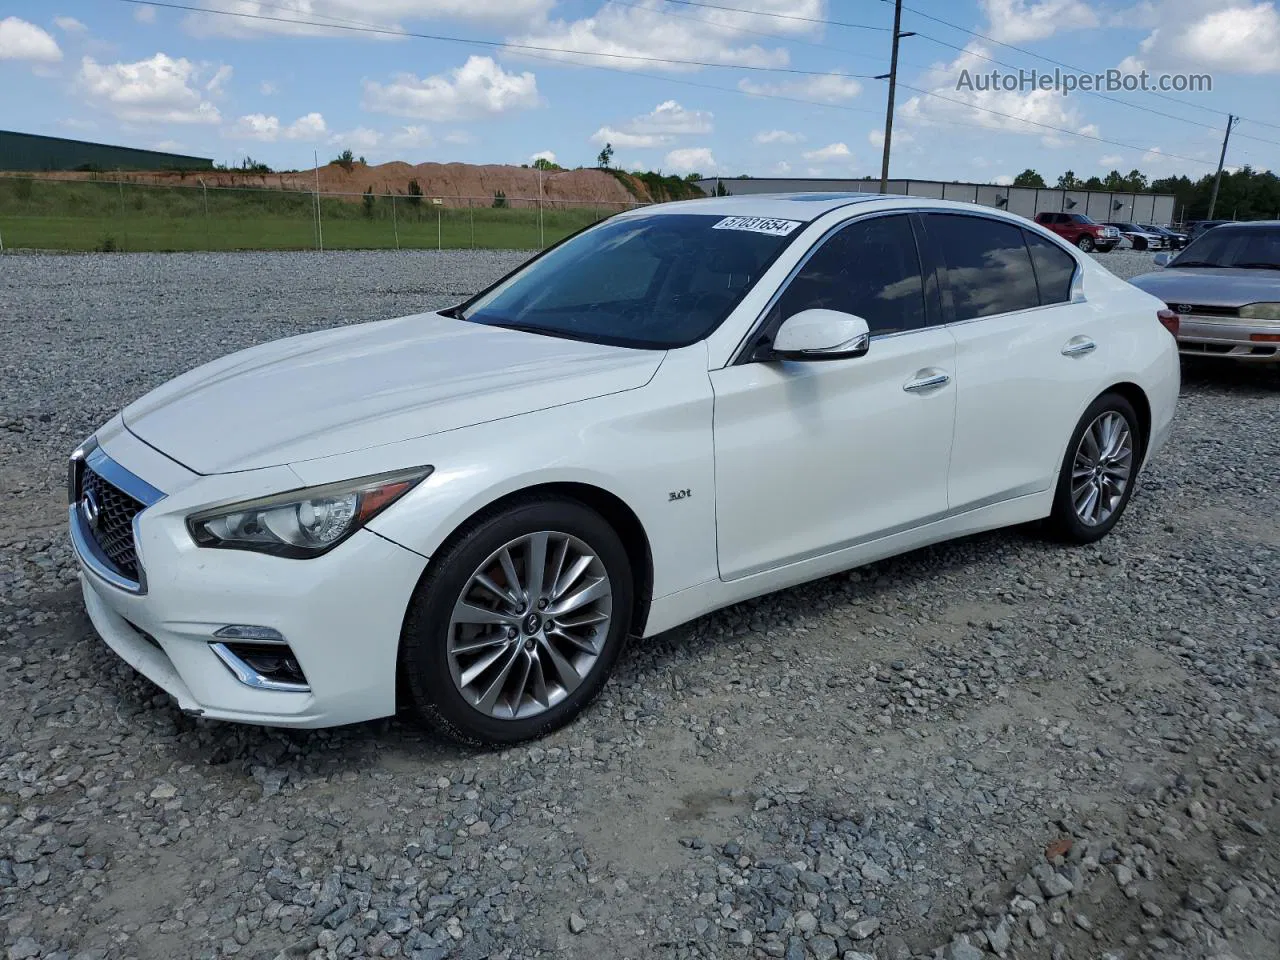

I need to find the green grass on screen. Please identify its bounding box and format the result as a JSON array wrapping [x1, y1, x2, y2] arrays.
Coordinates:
[[0, 177, 627, 252]]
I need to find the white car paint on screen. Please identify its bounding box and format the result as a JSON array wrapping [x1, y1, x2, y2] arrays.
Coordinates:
[[71, 194, 1180, 729]]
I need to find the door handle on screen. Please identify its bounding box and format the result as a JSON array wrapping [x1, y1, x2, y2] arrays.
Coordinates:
[[1061, 337, 1097, 357], [903, 372, 951, 393]]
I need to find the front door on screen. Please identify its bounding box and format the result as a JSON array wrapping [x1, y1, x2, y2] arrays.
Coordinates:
[[711, 214, 958, 581]]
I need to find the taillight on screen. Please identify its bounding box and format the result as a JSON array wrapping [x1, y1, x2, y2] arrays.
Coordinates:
[[1157, 308, 1180, 338]]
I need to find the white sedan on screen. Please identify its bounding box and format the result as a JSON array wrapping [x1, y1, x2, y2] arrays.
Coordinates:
[[69, 194, 1180, 744]]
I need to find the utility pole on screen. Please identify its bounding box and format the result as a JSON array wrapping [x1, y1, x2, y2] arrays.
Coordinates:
[[1207, 114, 1239, 220], [876, 0, 914, 194]]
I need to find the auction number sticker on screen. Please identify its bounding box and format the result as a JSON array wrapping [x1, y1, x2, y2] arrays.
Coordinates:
[[711, 216, 803, 237]]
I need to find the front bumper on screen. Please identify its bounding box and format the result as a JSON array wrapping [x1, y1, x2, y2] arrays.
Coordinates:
[[1176, 315, 1280, 362], [71, 429, 429, 728]]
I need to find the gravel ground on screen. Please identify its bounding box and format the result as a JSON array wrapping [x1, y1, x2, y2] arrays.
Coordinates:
[[1, 249, 1278, 960]]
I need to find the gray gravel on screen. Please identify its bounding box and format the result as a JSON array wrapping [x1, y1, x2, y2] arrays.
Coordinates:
[[2, 249, 1279, 960]]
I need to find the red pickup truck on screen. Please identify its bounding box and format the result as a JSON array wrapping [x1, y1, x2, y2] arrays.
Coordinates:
[[1034, 212, 1121, 253]]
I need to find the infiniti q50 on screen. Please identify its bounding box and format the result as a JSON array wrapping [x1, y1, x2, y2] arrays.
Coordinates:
[[69, 194, 1179, 744]]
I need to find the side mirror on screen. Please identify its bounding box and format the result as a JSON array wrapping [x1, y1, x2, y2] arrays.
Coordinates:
[[1153, 252, 1172, 267], [772, 309, 871, 361]]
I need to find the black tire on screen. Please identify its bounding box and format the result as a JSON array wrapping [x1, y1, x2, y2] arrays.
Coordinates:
[[1046, 393, 1143, 544], [400, 496, 633, 746], [1134, 237, 1148, 252], [1077, 236, 1095, 252]]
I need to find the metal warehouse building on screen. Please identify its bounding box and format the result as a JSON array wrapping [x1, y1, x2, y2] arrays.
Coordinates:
[[0, 130, 213, 172], [694, 177, 1178, 227]]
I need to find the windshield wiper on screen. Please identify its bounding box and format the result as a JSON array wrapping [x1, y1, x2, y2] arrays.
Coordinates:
[[1231, 262, 1280, 270], [1169, 260, 1218, 267]]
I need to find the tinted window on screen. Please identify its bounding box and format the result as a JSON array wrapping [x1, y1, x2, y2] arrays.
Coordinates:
[[926, 214, 1040, 321], [1173, 226, 1280, 269], [1024, 231, 1077, 304], [1069, 214, 1095, 224], [771, 215, 926, 335], [461, 213, 796, 349]]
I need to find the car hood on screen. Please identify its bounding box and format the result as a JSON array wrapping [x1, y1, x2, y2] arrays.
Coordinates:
[[123, 313, 664, 474], [1129, 267, 1280, 307]]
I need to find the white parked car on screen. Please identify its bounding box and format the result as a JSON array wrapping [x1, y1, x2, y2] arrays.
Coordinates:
[[70, 195, 1180, 744]]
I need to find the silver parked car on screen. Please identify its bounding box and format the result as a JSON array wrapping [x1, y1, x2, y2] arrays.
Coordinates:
[[1130, 221, 1280, 363]]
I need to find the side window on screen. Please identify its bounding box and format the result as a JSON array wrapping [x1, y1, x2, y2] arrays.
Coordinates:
[[772, 215, 926, 335], [925, 214, 1039, 321], [1024, 231, 1077, 305]]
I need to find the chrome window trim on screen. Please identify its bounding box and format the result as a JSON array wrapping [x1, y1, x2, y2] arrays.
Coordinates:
[[728, 209, 933, 365]]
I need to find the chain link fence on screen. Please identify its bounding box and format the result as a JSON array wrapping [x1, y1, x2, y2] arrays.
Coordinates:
[[0, 176, 647, 253]]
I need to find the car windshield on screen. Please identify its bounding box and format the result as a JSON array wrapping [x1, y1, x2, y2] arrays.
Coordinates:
[[458, 212, 800, 349], [1171, 226, 1280, 269], [1069, 215, 1096, 224]]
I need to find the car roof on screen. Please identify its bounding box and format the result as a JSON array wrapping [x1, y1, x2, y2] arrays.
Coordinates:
[[1204, 220, 1280, 230], [627, 192, 900, 222]]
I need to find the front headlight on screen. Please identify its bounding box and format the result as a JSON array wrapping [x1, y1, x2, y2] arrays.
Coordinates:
[[1240, 302, 1280, 321], [187, 466, 432, 558]]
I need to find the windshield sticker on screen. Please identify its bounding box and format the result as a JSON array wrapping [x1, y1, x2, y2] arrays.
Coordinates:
[[712, 216, 803, 237]]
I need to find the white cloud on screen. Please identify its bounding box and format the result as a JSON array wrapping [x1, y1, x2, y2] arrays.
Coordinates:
[[363, 55, 539, 121], [332, 126, 382, 150], [979, 0, 1098, 43], [259, 80, 278, 95], [206, 63, 233, 95], [1123, 1, 1280, 74], [442, 130, 474, 144], [738, 73, 862, 102], [185, 0, 553, 37], [802, 142, 852, 163], [506, 0, 804, 72], [54, 16, 87, 33], [589, 126, 665, 149], [1141, 146, 1170, 164], [899, 42, 1093, 140], [770, 160, 792, 174], [530, 149, 557, 164], [664, 146, 716, 174], [1099, 154, 1124, 166], [589, 99, 713, 150], [134, 4, 157, 23], [868, 128, 913, 148], [754, 129, 804, 144], [78, 53, 224, 124], [230, 111, 328, 141], [0, 17, 62, 62], [388, 125, 432, 149], [993, 174, 1015, 186]]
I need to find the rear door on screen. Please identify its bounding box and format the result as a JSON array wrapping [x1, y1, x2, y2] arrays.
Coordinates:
[[921, 213, 1103, 510]]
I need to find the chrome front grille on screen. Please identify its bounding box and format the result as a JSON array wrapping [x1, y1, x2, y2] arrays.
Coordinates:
[[80, 465, 144, 580], [69, 441, 166, 594]]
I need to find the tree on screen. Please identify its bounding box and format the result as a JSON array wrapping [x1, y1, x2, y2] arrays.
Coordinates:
[[532, 157, 559, 171], [1056, 170, 1080, 190], [1082, 175, 1105, 190], [596, 143, 614, 168], [1124, 168, 1148, 192], [492, 190, 507, 208], [1103, 169, 1126, 190], [683, 172, 703, 182], [333, 149, 355, 172], [362, 185, 375, 218], [406, 178, 423, 207], [1012, 168, 1047, 188]]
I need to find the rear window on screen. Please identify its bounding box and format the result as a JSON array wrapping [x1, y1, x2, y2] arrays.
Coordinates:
[[1024, 231, 1077, 305], [925, 214, 1040, 321]]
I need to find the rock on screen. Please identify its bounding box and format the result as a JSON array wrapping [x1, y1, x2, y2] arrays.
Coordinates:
[[945, 938, 984, 960], [568, 913, 587, 935], [850, 918, 880, 940], [9, 938, 41, 960], [809, 935, 838, 960], [987, 919, 1011, 957]]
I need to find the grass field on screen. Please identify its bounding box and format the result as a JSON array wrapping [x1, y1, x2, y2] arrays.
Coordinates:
[[0, 176, 633, 252]]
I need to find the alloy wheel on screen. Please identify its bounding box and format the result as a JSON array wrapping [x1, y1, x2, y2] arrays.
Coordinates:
[[1070, 411, 1133, 526], [446, 531, 612, 720]]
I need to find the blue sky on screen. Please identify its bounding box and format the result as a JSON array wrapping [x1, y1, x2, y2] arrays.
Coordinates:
[[1, 0, 1278, 183]]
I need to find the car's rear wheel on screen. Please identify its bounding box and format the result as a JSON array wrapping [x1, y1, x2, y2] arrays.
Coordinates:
[[400, 497, 633, 745], [1077, 236, 1095, 252], [1047, 393, 1142, 544]]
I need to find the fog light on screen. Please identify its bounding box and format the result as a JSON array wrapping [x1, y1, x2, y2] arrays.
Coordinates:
[[211, 640, 309, 692]]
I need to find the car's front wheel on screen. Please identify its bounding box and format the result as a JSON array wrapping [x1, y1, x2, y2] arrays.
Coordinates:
[[400, 497, 633, 745], [1077, 236, 1095, 252], [1047, 393, 1142, 543]]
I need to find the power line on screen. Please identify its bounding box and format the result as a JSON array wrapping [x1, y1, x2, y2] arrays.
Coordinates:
[[661, 0, 889, 32], [113, 0, 878, 77]]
